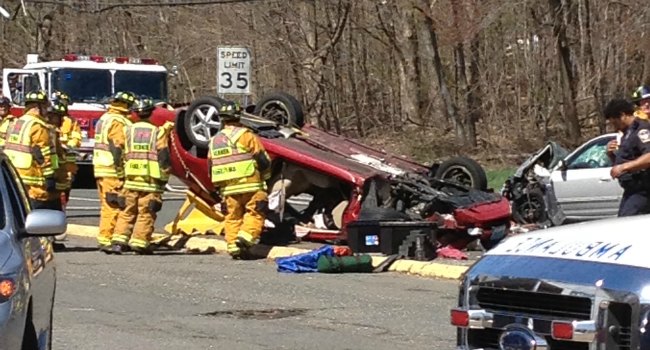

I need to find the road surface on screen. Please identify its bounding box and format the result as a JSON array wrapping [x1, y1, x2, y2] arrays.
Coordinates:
[[53, 236, 458, 350]]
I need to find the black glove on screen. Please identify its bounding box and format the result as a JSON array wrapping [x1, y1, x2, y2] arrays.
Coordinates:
[[45, 177, 56, 192]]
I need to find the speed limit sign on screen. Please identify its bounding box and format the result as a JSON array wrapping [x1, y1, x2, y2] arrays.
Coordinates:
[[217, 46, 251, 95]]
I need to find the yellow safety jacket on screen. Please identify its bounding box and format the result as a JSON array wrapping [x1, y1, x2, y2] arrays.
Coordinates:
[[209, 125, 270, 196], [124, 121, 171, 193], [4, 113, 54, 186], [93, 109, 132, 178], [59, 115, 82, 148], [49, 126, 69, 191], [60, 115, 81, 175], [635, 109, 649, 120], [0, 115, 16, 149]]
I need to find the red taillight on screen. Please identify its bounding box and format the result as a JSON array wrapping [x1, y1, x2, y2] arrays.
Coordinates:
[[0, 278, 16, 299], [552, 321, 574, 340], [450, 309, 469, 327]]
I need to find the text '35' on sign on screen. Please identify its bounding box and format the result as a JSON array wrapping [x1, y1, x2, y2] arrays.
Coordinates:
[[217, 47, 251, 95]]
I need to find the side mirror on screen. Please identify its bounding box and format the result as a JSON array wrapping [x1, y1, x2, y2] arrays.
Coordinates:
[[556, 159, 568, 171], [24, 209, 67, 236]]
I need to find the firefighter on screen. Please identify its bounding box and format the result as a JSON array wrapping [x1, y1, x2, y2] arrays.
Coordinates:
[[4, 90, 59, 209], [0, 95, 15, 148], [111, 97, 172, 254], [48, 102, 71, 205], [208, 102, 272, 259], [93, 91, 136, 252], [53, 91, 81, 203]]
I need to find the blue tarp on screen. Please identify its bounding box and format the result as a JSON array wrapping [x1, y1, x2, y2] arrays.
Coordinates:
[[276, 245, 335, 273]]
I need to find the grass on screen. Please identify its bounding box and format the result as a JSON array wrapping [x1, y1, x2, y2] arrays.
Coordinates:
[[486, 167, 516, 191]]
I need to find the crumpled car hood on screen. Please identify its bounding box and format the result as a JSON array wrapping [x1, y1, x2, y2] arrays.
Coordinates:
[[513, 141, 568, 178]]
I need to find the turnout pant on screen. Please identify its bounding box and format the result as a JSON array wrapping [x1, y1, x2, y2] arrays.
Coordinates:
[[224, 190, 268, 255], [112, 190, 162, 249], [96, 177, 124, 247]]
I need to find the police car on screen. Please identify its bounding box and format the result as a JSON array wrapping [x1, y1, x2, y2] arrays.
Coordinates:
[[451, 215, 650, 349]]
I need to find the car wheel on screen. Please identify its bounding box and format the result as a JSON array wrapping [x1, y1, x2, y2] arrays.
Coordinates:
[[511, 188, 547, 224], [183, 96, 227, 149], [433, 156, 488, 190], [253, 92, 305, 128]]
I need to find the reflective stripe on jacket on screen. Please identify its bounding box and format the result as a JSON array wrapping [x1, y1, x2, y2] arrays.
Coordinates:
[[4, 113, 54, 186], [124, 121, 170, 192], [93, 110, 131, 178], [208, 125, 267, 196]]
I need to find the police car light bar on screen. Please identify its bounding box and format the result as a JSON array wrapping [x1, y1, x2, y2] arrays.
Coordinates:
[[62, 54, 158, 65]]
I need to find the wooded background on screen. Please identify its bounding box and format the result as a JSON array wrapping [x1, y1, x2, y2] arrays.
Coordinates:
[[1, 0, 645, 164]]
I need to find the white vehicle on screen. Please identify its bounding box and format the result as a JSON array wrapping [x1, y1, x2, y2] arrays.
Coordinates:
[[452, 214, 650, 349], [504, 133, 621, 225]]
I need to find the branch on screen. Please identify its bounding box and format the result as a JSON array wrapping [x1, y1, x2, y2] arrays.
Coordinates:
[[301, 1, 351, 67]]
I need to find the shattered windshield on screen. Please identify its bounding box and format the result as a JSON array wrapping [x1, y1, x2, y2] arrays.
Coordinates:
[[51, 68, 111, 103], [114, 71, 168, 102]]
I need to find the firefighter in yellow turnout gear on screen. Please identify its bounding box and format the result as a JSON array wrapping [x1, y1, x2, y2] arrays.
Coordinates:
[[93, 91, 136, 252], [0, 96, 15, 148], [4, 90, 60, 209], [53, 91, 81, 202], [111, 97, 172, 254], [48, 103, 72, 201], [208, 102, 272, 259]]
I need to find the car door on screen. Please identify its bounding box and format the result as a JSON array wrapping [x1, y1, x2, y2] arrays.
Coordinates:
[[2, 160, 55, 345], [550, 135, 622, 220]]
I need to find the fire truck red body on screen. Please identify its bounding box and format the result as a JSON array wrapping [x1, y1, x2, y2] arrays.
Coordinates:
[[1, 54, 176, 168]]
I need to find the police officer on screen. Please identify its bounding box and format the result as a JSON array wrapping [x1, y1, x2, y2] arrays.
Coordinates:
[[606, 98, 650, 216], [93, 91, 136, 252], [208, 102, 271, 259], [111, 97, 172, 254], [0, 95, 14, 148], [4, 90, 58, 209]]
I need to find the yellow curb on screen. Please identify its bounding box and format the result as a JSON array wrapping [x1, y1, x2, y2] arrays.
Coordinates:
[[267, 246, 310, 259], [389, 260, 416, 273], [419, 263, 468, 280], [65, 224, 469, 280]]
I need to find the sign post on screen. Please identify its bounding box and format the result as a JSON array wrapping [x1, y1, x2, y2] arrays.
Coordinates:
[[216, 46, 251, 104]]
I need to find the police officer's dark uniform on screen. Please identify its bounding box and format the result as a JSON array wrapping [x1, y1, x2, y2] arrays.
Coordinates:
[[615, 118, 650, 216]]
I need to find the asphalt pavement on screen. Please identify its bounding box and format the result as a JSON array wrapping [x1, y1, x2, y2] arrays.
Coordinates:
[[53, 235, 458, 350]]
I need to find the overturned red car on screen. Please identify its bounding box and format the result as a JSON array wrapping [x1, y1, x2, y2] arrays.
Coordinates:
[[165, 92, 511, 252]]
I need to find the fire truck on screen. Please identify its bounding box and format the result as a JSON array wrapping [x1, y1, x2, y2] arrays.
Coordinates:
[[1, 53, 176, 173]]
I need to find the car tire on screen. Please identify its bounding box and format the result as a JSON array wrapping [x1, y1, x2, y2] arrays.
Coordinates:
[[253, 91, 305, 128], [183, 96, 227, 149], [433, 156, 488, 190], [511, 187, 548, 224]]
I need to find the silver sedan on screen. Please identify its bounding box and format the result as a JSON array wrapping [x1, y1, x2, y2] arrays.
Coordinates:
[[0, 154, 67, 350]]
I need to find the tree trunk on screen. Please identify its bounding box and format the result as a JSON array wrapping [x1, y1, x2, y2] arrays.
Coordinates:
[[549, 0, 581, 144]]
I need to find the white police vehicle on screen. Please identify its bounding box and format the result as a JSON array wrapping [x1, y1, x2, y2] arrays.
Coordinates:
[[451, 215, 650, 349]]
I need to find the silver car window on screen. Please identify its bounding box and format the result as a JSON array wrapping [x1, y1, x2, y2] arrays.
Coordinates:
[[566, 138, 612, 170]]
